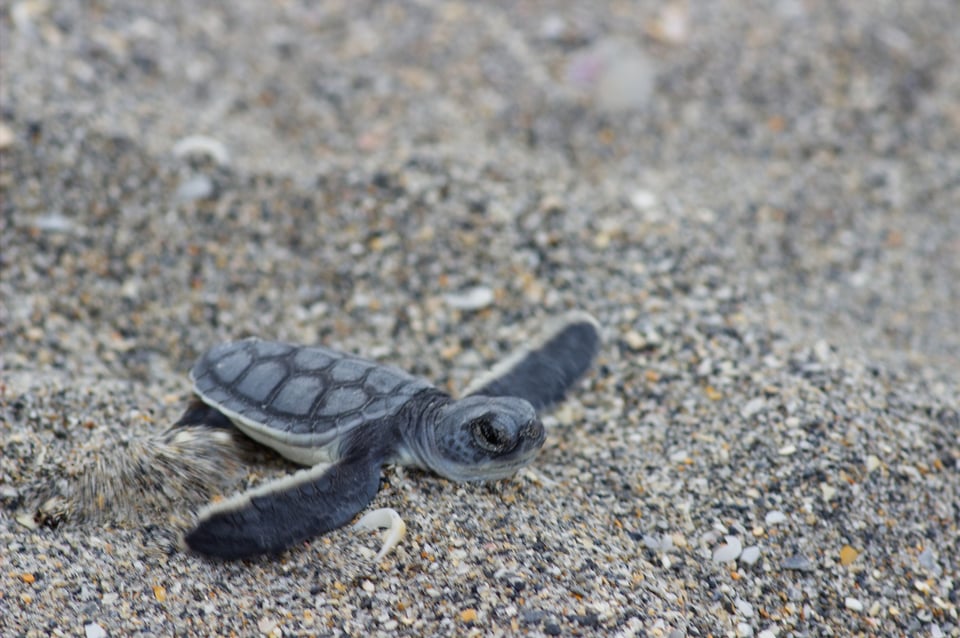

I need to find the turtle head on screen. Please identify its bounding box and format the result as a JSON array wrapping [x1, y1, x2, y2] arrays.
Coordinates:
[[427, 395, 545, 482]]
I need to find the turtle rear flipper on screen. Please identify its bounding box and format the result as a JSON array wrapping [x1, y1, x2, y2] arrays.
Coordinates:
[[464, 311, 601, 412], [171, 396, 237, 431], [184, 448, 383, 559]]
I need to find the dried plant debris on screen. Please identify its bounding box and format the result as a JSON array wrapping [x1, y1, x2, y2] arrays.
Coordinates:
[[27, 426, 240, 529]]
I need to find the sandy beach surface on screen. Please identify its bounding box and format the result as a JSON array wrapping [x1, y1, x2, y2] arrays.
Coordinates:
[[2, 1, 959, 635]]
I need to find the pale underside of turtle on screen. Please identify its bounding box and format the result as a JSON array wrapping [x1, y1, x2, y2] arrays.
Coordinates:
[[177, 311, 601, 560]]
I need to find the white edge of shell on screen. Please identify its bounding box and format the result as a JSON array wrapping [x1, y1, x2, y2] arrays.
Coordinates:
[[192, 461, 335, 526]]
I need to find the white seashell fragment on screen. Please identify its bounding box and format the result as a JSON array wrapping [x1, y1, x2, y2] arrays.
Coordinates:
[[16, 512, 39, 530], [33, 212, 75, 233], [630, 189, 658, 211], [712, 535, 743, 563], [765, 510, 787, 526], [844, 597, 863, 612], [735, 598, 755, 617], [444, 286, 495, 311], [172, 135, 231, 166], [740, 545, 761, 565], [84, 623, 108, 638], [353, 507, 406, 562], [740, 397, 766, 418]]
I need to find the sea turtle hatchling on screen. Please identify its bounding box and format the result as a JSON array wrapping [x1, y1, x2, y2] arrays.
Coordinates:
[[176, 311, 601, 560]]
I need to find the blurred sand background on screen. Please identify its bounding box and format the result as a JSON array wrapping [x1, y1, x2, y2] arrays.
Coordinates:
[[2, 1, 958, 636]]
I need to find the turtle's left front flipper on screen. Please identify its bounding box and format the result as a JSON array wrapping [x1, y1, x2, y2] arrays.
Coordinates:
[[184, 448, 384, 560], [463, 311, 601, 412]]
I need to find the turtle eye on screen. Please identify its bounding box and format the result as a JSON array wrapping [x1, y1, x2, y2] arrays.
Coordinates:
[[471, 415, 509, 452]]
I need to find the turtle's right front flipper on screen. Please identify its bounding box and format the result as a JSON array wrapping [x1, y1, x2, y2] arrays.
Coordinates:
[[184, 448, 384, 560]]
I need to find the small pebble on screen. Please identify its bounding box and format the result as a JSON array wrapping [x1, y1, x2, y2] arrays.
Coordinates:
[[839, 545, 859, 566], [15, 513, 38, 530], [741, 397, 766, 418], [624, 330, 646, 350], [844, 597, 863, 612], [740, 546, 761, 565], [735, 598, 755, 618], [33, 212, 75, 233], [629, 189, 658, 211], [643, 534, 661, 550], [897, 464, 922, 481], [11, 1, 43, 36], [820, 483, 837, 502], [84, 624, 107, 638], [712, 536, 743, 563], [175, 175, 215, 202], [538, 14, 566, 41], [782, 555, 815, 571], [777, 444, 797, 456], [917, 546, 936, 570], [257, 616, 279, 635], [0, 122, 14, 149], [444, 286, 495, 311], [764, 511, 787, 526], [813, 340, 833, 362], [736, 622, 754, 637], [566, 38, 655, 112], [647, 2, 690, 45]]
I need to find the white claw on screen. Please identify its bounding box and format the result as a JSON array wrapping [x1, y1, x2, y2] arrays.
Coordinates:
[[353, 508, 406, 562]]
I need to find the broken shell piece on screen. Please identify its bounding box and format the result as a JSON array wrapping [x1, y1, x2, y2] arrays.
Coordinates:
[[518, 466, 558, 487], [172, 135, 231, 166], [353, 507, 406, 561]]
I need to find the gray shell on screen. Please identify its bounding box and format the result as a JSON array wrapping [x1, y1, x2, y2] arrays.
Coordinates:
[[191, 338, 435, 464]]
